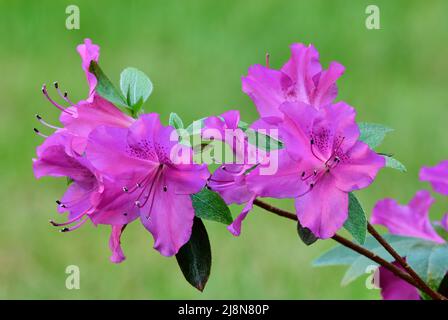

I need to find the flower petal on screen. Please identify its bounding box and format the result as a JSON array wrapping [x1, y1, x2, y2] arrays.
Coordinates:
[[140, 187, 195, 257], [332, 141, 385, 192], [77, 39, 100, 101], [109, 225, 127, 264], [312, 62, 345, 108], [371, 190, 444, 243], [227, 195, 256, 236], [419, 160, 448, 196], [295, 176, 349, 239], [242, 64, 287, 120], [379, 264, 420, 300]]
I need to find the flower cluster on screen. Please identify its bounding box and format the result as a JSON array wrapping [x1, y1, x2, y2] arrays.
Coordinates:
[[38, 39, 448, 299]]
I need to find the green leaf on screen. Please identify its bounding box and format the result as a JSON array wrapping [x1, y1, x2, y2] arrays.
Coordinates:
[[246, 128, 284, 152], [185, 118, 205, 135], [384, 155, 407, 172], [120, 67, 153, 110], [175, 217, 211, 292], [343, 193, 367, 244], [89, 61, 127, 107], [407, 243, 448, 290], [297, 221, 318, 246], [237, 120, 249, 131], [169, 112, 184, 130], [191, 188, 233, 225], [358, 122, 393, 149]]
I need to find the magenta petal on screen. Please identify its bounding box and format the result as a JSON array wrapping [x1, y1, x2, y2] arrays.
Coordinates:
[[60, 94, 133, 153], [312, 62, 345, 108], [164, 164, 209, 195], [332, 141, 385, 192], [109, 225, 126, 264], [419, 160, 448, 196], [295, 176, 349, 239], [279, 101, 319, 162], [77, 39, 100, 101], [227, 195, 256, 236], [247, 150, 307, 198], [280, 43, 321, 105], [140, 188, 195, 257], [371, 190, 444, 243], [208, 164, 254, 205], [86, 126, 151, 177], [242, 64, 286, 120], [379, 264, 420, 300]]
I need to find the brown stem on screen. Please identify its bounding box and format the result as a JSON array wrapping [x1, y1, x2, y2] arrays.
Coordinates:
[[252, 199, 446, 300], [367, 222, 446, 300]]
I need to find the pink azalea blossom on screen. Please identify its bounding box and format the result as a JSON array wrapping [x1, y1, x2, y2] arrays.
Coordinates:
[[86, 113, 209, 256], [372, 190, 447, 300], [242, 43, 345, 123], [32, 130, 138, 263], [420, 160, 448, 196], [275, 101, 384, 238]]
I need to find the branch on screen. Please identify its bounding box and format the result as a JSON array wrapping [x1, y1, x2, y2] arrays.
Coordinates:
[[252, 199, 447, 300]]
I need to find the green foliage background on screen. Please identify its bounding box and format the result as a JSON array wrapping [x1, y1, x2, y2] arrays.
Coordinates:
[[0, 0, 447, 299]]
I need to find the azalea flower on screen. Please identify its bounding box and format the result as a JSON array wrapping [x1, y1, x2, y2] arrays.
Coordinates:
[[420, 160, 448, 196], [86, 113, 209, 256], [371, 190, 448, 300], [242, 43, 345, 123], [32, 130, 138, 263], [269, 101, 384, 238]]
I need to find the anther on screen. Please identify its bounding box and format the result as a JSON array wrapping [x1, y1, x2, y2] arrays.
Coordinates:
[[53, 82, 59, 89], [33, 128, 48, 138], [135, 200, 141, 208], [122, 187, 129, 192], [163, 186, 168, 192], [123, 213, 128, 216], [56, 200, 61, 205], [301, 171, 306, 177], [60, 227, 69, 233]]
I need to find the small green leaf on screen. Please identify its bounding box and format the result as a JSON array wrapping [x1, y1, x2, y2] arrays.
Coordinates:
[[191, 188, 233, 225], [175, 217, 211, 292], [358, 122, 393, 149], [246, 128, 284, 152], [169, 112, 184, 130], [384, 155, 407, 172], [89, 61, 127, 107], [297, 221, 318, 246], [120, 67, 153, 109], [343, 193, 367, 244], [186, 118, 205, 135]]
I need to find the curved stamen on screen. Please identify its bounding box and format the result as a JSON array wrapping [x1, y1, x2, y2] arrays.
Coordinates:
[[33, 128, 48, 138], [49, 206, 92, 227], [60, 217, 89, 232], [54, 82, 75, 106], [310, 139, 325, 162], [41, 84, 74, 115], [35, 114, 61, 130]]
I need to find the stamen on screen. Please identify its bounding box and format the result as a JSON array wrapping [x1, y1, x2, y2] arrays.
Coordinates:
[[35, 114, 61, 130], [49, 207, 91, 227], [41, 84, 74, 115], [310, 139, 325, 162], [59, 217, 88, 232], [54, 82, 75, 106], [33, 128, 48, 138]]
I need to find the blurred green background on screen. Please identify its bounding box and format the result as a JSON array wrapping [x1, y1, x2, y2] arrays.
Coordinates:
[[0, 0, 447, 299]]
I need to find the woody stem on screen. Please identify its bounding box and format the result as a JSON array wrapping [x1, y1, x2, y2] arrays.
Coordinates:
[[252, 198, 447, 300]]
